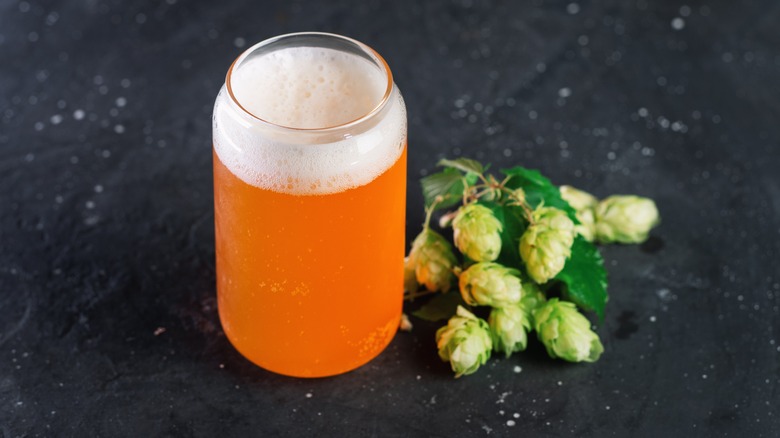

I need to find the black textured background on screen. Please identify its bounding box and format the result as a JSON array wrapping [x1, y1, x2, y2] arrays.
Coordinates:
[[2, 0, 779, 436]]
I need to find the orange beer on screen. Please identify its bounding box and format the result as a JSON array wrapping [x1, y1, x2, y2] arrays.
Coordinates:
[[212, 33, 407, 377]]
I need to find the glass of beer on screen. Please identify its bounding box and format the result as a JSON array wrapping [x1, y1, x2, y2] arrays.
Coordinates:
[[212, 33, 407, 377]]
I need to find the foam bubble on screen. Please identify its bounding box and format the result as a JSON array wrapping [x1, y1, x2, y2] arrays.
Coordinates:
[[213, 46, 406, 195]]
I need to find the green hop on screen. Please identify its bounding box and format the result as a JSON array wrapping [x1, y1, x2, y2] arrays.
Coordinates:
[[452, 203, 503, 262], [595, 195, 660, 244], [520, 280, 547, 313], [436, 306, 493, 377], [459, 262, 522, 307], [408, 228, 457, 292], [511, 187, 526, 205], [560, 185, 598, 242], [533, 298, 603, 363], [519, 207, 576, 284], [488, 281, 546, 357], [559, 185, 598, 210], [488, 304, 531, 357], [403, 257, 419, 293]]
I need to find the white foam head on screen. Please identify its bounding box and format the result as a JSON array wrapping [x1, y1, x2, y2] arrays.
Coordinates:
[[213, 39, 406, 195]]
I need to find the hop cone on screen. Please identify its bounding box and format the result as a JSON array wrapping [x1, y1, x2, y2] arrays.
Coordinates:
[[559, 185, 598, 211], [436, 306, 492, 377], [519, 207, 576, 284], [403, 257, 419, 292], [408, 228, 457, 292], [452, 204, 503, 262], [519, 281, 547, 314], [487, 306, 529, 358], [459, 262, 522, 307], [560, 185, 598, 242], [533, 298, 603, 363], [595, 195, 660, 244]]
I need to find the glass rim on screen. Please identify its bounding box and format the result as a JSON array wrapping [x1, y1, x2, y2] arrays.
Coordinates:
[[225, 32, 394, 133]]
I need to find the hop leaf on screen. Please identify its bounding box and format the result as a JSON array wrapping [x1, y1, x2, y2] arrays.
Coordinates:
[[560, 185, 598, 242], [459, 262, 522, 307], [452, 203, 503, 262], [408, 229, 457, 292], [595, 195, 660, 244], [436, 306, 492, 377], [519, 207, 576, 284], [533, 298, 603, 363]]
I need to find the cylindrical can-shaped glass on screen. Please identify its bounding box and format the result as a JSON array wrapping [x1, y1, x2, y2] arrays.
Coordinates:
[[212, 33, 407, 378]]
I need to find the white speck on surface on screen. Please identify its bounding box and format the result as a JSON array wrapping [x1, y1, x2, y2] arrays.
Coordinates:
[[305, 392, 313, 398], [638, 107, 648, 117], [606, 405, 611, 410], [506, 420, 516, 427], [121, 78, 131, 88], [671, 17, 685, 30], [116, 97, 127, 107], [102, 149, 111, 158], [513, 366, 522, 373], [114, 124, 125, 134], [85, 201, 95, 209], [73, 109, 85, 120], [481, 425, 492, 434], [50, 114, 63, 125], [46, 11, 59, 26], [567, 3, 580, 14], [94, 185, 103, 193], [558, 87, 571, 98], [528, 110, 538, 120], [649, 315, 657, 322], [702, 374, 708, 379], [234, 37, 246, 48]]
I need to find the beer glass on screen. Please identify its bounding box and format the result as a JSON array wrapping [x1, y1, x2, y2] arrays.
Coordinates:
[[212, 33, 407, 377]]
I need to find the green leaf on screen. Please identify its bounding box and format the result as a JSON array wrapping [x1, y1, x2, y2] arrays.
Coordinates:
[[554, 236, 608, 319], [437, 157, 484, 175], [501, 166, 578, 222], [476, 200, 528, 269], [411, 292, 467, 322], [420, 168, 477, 210]]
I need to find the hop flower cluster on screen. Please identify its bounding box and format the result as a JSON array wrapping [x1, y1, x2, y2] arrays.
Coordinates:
[[560, 186, 660, 244], [404, 158, 660, 377]]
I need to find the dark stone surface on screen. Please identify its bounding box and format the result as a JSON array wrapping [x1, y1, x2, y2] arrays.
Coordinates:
[[2, 0, 779, 436]]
